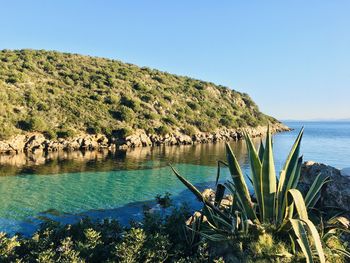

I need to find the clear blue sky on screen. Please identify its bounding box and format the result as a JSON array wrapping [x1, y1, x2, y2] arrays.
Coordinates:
[[0, 1, 349, 120]]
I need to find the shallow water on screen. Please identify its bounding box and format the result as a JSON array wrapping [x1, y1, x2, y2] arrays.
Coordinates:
[[0, 121, 349, 235]]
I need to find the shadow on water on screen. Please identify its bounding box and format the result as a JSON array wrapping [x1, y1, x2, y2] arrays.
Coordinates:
[[4, 181, 215, 237]]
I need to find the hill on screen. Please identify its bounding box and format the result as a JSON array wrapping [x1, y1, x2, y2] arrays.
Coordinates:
[[0, 49, 282, 143]]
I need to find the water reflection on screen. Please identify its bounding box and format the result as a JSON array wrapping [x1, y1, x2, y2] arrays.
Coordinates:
[[0, 139, 254, 177]]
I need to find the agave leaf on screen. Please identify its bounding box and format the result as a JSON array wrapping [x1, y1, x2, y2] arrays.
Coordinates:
[[225, 143, 257, 221], [170, 165, 203, 201], [290, 219, 314, 263], [305, 173, 330, 208], [224, 182, 242, 213], [283, 191, 294, 221], [244, 132, 264, 222], [202, 205, 218, 227], [302, 219, 326, 263], [327, 216, 350, 229], [288, 233, 296, 254], [290, 156, 303, 189], [258, 139, 265, 162], [276, 128, 304, 223], [199, 232, 230, 242], [287, 189, 308, 220], [170, 165, 231, 222], [334, 248, 350, 258], [185, 213, 202, 246], [211, 213, 235, 230], [214, 183, 225, 207], [261, 126, 276, 221], [216, 160, 228, 186]]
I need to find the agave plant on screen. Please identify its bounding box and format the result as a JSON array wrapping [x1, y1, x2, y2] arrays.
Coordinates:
[[171, 127, 330, 262]]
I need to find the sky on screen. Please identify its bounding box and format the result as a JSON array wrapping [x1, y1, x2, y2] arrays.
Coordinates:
[[0, 1, 349, 120]]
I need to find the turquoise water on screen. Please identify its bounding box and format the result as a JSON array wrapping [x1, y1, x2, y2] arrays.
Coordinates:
[[0, 121, 349, 234]]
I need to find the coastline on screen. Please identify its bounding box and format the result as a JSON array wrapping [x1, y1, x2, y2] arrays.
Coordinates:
[[0, 123, 290, 157]]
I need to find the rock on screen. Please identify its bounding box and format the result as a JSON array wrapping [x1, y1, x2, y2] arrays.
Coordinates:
[[300, 161, 350, 214], [0, 135, 27, 154], [0, 123, 290, 155], [81, 135, 99, 150], [177, 134, 192, 144], [8, 135, 27, 153], [97, 135, 109, 147], [140, 133, 152, 146], [202, 188, 216, 202], [25, 134, 46, 153]]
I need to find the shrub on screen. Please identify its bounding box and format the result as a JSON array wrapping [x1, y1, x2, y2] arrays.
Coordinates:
[[182, 125, 197, 136], [37, 102, 49, 111], [16, 116, 47, 132], [219, 115, 235, 127], [163, 116, 177, 125], [111, 126, 133, 138], [120, 95, 140, 111], [0, 122, 16, 140], [143, 111, 157, 120], [111, 106, 135, 122], [132, 82, 148, 91], [156, 125, 171, 136], [187, 101, 199, 110], [104, 94, 119, 105], [28, 116, 47, 131], [56, 128, 76, 139], [43, 129, 57, 140]]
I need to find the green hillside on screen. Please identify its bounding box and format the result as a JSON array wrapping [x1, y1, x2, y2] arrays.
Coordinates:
[[0, 49, 278, 140]]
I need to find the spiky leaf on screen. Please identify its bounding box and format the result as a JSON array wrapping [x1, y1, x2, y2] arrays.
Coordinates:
[[261, 126, 276, 221], [225, 143, 257, 220]]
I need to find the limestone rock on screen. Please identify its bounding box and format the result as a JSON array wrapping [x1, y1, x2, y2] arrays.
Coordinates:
[[300, 161, 350, 214], [25, 134, 46, 153]]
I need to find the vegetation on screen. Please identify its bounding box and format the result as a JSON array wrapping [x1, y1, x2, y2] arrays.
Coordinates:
[[172, 127, 350, 262], [0, 196, 224, 263], [0, 49, 278, 140]]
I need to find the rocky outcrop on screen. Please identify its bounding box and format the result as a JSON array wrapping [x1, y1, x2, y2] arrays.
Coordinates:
[[0, 123, 289, 155], [0, 133, 110, 155], [299, 161, 350, 215], [116, 123, 289, 149]]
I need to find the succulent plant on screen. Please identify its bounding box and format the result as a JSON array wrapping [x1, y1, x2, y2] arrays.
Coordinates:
[[171, 126, 330, 262]]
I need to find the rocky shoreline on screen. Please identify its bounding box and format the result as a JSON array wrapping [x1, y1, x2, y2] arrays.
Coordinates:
[[0, 123, 289, 156]]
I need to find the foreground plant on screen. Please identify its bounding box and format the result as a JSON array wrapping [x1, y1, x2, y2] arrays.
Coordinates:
[[171, 127, 335, 262]]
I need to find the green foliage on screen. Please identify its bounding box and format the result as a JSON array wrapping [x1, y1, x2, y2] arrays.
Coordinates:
[[0, 49, 277, 140], [56, 128, 76, 139], [0, 121, 17, 140], [181, 124, 197, 136], [111, 105, 135, 122], [155, 192, 172, 209], [112, 126, 133, 138], [0, 200, 218, 262], [171, 127, 345, 262], [156, 125, 171, 136]]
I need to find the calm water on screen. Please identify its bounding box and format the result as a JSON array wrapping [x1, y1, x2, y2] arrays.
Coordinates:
[[0, 121, 349, 235]]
